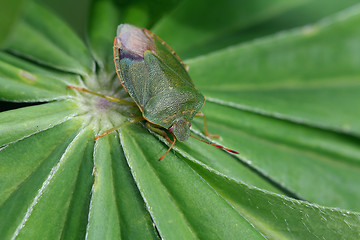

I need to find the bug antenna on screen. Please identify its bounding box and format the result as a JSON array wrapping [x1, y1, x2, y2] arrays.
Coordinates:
[[190, 134, 239, 154], [159, 138, 177, 161]]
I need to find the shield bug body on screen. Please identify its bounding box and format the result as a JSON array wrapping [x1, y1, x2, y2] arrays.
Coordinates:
[[68, 24, 238, 160], [114, 24, 204, 142]]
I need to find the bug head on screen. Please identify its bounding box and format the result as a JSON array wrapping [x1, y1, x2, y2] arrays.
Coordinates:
[[169, 118, 191, 142]]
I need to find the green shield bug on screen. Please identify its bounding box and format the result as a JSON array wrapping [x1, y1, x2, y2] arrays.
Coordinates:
[[68, 24, 238, 160]]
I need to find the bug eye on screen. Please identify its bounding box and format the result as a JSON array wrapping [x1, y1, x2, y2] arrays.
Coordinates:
[[188, 122, 191, 127], [169, 126, 174, 132]]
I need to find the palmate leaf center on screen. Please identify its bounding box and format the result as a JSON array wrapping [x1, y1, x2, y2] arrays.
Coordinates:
[[72, 71, 141, 134]]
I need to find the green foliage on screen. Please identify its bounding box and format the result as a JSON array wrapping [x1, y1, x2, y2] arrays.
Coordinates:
[[1, 0, 360, 239], [0, 0, 26, 47]]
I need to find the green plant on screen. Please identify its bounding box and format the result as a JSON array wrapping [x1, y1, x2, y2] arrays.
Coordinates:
[[1, 0, 360, 239]]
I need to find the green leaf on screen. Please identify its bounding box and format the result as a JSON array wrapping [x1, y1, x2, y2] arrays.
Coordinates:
[[229, 0, 360, 49], [6, 1, 94, 76], [152, 0, 306, 58], [36, 0, 92, 39], [86, 134, 158, 239], [120, 0, 184, 28], [9, 127, 93, 240], [194, 102, 360, 211], [0, 0, 26, 47], [176, 135, 285, 195], [121, 123, 265, 240], [186, 157, 360, 239], [0, 119, 84, 239], [187, 5, 360, 137], [153, 0, 360, 59], [0, 100, 78, 146], [0, 53, 81, 101], [88, 0, 119, 73], [120, 123, 360, 239]]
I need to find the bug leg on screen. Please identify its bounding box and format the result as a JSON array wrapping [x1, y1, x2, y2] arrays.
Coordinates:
[[195, 112, 220, 138], [159, 136, 176, 161], [145, 122, 176, 160], [145, 122, 174, 144], [95, 116, 143, 140], [67, 85, 136, 105]]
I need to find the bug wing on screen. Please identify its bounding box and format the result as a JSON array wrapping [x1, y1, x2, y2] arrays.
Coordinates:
[[116, 56, 149, 109], [150, 32, 196, 88], [145, 51, 192, 95], [115, 49, 194, 113], [143, 51, 205, 128], [114, 24, 156, 110]]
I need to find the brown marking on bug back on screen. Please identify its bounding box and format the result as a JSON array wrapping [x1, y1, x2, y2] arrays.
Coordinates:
[[115, 24, 156, 59], [161, 113, 177, 124], [181, 109, 195, 115], [161, 109, 195, 125]]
